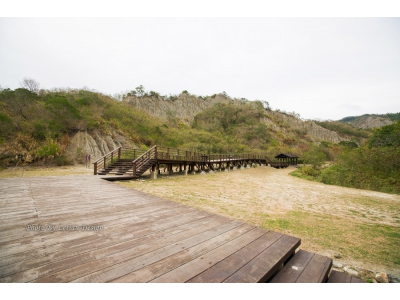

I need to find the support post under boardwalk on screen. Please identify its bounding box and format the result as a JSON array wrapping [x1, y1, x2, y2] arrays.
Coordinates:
[[169, 164, 173, 175], [150, 164, 157, 180]]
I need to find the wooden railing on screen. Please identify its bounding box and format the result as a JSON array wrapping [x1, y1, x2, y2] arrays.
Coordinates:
[[120, 148, 148, 160], [154, 147, 274, 163], [155, 146, 208, 162], [132, 145, 157, 176], [93, 147, 122, 175], [93, 147, 148, 175], [207, 153, 273, 163]]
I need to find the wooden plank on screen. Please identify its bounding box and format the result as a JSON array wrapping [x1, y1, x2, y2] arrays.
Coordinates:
[[0, 198, 188, 234], [150, 228, 266, 283], [0, 211, 214, 269], [0, 203, 188, 243], [69, 220, 243, 283], [187, 231, 283, 283], [327, 270, 351, 283], [0, 206, 200, 257], [270, 250, 314, 283], [0, 212, 218, 282], [327, 270, 364, 283], [0, 197, 172, 229], [28, 218, 234, 283], [0, 212, 216, 279], [110, 224, 256, 282], [270, 250, 332, 283], [351, 277, 365, 283], [223, 235, 300, 283], [295, 253, 332, 283]]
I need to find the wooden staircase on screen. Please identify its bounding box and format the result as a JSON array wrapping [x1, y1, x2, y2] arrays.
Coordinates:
[[97, 159, 134, 175], [96, 146, 157, 177], [269, 249, 365, 283]]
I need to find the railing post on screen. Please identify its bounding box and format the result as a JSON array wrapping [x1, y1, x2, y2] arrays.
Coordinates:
[[155, 146, 158, 159], [104, 156, 106, 169], [94, 162, 97, 175], [111, 152, 113, 164], [118, 147, 121, 160], [133, 162, 136, 177]]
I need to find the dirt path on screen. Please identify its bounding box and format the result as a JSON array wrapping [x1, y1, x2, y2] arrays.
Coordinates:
[[121, 166, 400, 276]]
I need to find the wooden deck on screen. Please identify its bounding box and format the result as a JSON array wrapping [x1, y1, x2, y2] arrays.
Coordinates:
[[0, 175, 298, 283], [0, 176, 363, 283]]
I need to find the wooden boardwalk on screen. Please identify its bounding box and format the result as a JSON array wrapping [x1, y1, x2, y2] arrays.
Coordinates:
[[0, 176, 363, 283], [93, 146, 289, 178]]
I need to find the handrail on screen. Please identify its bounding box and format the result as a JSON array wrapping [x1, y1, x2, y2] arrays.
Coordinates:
[[132, 145, 158, 164], [132, 145, 158, 177], [93, 147, 122, 175], [93, 146, 122, 164]]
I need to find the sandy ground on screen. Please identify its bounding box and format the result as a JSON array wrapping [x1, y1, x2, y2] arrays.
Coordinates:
[[0, 165, 93, 178], [122, 166, 400, 276]]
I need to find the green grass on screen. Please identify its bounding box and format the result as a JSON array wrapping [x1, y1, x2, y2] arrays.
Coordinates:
[[259, 210, 400, 267]]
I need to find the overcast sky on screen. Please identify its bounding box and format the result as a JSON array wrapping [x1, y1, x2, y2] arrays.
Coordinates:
[[1, 17, 399, 120]]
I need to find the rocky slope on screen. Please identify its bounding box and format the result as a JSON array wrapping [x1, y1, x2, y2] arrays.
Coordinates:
[[124, 93, 235, 123], [65, 130, 139, 164], [339, 114, 394, 129], [266, 111, 347, 143], [125, 93, 348, 143]]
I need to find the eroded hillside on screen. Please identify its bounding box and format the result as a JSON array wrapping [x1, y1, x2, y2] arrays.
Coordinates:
[[0, 87, 368, 167]]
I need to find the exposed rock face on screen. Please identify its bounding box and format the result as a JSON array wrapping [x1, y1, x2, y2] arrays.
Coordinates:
[[342, 115, 393, 129], [125, 94, 348, 144], [124, 93, 236, 123], [265, 111, 348, 143], [65, 131, 138, 163]]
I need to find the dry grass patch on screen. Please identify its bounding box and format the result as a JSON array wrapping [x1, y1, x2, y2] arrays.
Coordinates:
[[119, 166, 400, 275], [0, 165, 92, 178]]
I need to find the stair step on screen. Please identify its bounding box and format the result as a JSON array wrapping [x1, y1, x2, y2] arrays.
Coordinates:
[[187, 232, 300, 283], [98, 156, 156, 177], [270, 250, 332, 283], [327, 270, 365, 283]]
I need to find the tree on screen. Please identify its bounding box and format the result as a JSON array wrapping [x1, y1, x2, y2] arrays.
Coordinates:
[[135, 85, 145, 97], [21, 77, 40, 94], [368, 121, 400, 148], [302, 147, 327, 168], [222, 91, 230, 98], [0, 88, 38, 121]]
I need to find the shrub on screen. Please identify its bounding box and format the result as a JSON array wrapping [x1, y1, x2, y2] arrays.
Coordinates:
[[55, 155, 73, 166], [301, 166, 321, 177], [302, 148, 327, 168]]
